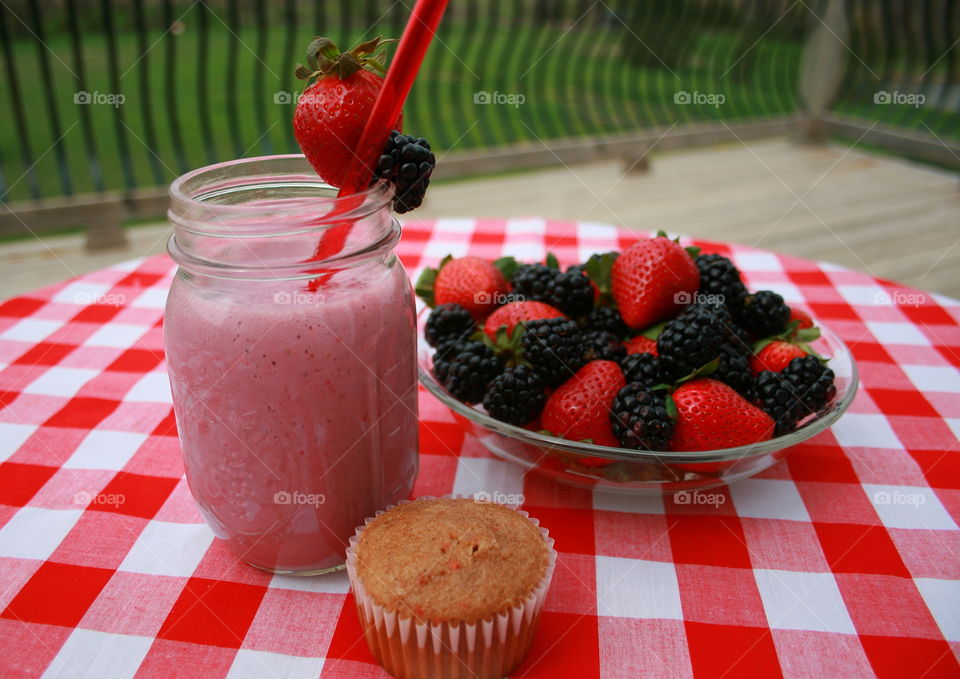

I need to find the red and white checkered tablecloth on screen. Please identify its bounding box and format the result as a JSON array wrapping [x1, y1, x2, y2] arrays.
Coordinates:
[[0, 218, 958, 679]]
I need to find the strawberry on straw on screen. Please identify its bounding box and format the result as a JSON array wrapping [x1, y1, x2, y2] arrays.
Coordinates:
[[309, 0, 450, 273]]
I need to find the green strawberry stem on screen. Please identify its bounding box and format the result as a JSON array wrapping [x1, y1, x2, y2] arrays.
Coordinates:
[[640, 321, 666, 340], [650, 358, 720, 399], [655, 229, 700, 259], [474, 326, 530, 369], [665, 394, 679, 422], [295, 36, 395, 85], [581, 252, 616, 306], [493, 256, 520, 280], [673, 357, 720, 386], [752, 320, 827, 361], [414, 255, 452, 307]]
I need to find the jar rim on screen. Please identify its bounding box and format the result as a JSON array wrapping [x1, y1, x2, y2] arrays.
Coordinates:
[[165, 219, 402, 280], [168, 154, 393, 236]]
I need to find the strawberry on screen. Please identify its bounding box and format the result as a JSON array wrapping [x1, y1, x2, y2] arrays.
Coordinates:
[[789, 308, 814, 330], [751, 340, 807, 374], [415, 256, 509, 320], [484, 300, 565, 339], [749, 313, 822, 374], [669, 378, 774, 451], [624, 335, 659, 356], [293, 37, 401, 189], [542, 361, 625, 448], [611, 235, 700, 329]]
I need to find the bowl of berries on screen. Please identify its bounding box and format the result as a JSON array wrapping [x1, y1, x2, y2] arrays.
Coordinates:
[[414, 234, 858, 493]]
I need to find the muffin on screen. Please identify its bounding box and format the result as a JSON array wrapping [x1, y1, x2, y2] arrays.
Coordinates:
[[345, 497, 556, 679]]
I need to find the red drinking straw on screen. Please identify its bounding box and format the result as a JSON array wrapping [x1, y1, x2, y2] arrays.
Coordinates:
[[310, 0, 450, 265]]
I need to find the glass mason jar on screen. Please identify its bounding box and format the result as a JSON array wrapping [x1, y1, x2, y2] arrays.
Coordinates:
[[164, 155, 418, 575]]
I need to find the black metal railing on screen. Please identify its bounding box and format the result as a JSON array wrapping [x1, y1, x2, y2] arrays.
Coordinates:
[[0, 0, 957, 208], [831, 0, 960, 143]]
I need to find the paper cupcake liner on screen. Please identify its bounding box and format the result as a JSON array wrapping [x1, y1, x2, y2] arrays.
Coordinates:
[[345, 496, 557, 679]]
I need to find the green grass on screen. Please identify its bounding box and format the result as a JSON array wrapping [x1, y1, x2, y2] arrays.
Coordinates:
[[0, 6, 954, 205]]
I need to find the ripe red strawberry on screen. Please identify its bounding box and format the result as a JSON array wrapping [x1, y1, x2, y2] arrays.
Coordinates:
[[542, 361, 625, 448], [484, 300, 565, 339], [416, 256, 509, 320], [751, 340, 807, 374], [611, 235, 700, 329], [789, 308, 814, 330], [624, 335, 659, 356], [293, 37, 402, 189], [669, 378, 774, 451]]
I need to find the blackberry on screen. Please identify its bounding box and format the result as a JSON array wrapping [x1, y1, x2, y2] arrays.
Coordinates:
[[620, 352, 663, 388], [546, 270, 596, 317], [756, 356, 836, 434], [582, 331, 626, 362], [783, 355, 836, 413], [714, 342, 755, 399], [372, 131, 435, 213], [510, 264, 555, 301], [512, 264, 594, 317], [610, 383, 673, 450], [424, 303, 475, 348], [735, 290, 791, 338], [755, 371, 799, 434], [482, 365, 548, 426], [431, 340, 463, 384], [521, 317, 585, 387], [442, 341, 502, 404], [657, 303, 753, 394], [582, 306, 628, 339], [695, 254, 747, 312], [569, 252, 617, 301]]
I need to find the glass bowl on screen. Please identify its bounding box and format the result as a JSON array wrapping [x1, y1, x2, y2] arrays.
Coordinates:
[[417, 309, 859, 494]]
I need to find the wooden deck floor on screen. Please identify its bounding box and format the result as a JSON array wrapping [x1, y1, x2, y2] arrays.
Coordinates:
[[2, 138, 958, 300]]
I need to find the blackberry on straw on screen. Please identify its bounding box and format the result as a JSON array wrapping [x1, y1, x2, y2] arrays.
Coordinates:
[[372, 130, 436, 213]]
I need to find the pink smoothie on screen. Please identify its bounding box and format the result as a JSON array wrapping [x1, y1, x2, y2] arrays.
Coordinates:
[[164, 262, 418, 573]]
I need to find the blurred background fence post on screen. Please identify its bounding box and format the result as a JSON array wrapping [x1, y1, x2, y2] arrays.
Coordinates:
[[798, 0, 848, 144]]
